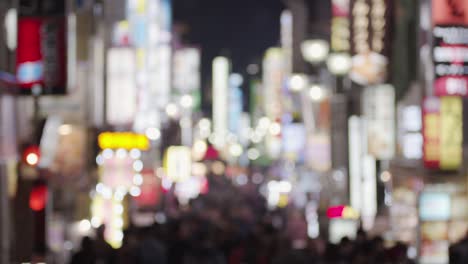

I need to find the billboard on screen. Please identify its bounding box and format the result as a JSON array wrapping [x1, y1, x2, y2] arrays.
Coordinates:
[[17, 0, 67, 94], [423, 97, 462, 170]]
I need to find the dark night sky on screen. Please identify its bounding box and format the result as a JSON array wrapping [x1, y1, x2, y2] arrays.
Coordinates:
[[173, 0, 285, 87]]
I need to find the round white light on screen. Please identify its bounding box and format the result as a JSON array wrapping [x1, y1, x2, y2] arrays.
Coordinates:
[[79, 219, 91, 234], [133, 174, 143, 185], [102, 149, 113, 159], [309, 85, 325, 101], [165, 103, 179, 118], [198, 118, 211, 130], [58, 124, 73, 136], [130, 149, 142, 159], [301, 39, 330, 64], [130, 186, 141, 197], [327, 53, 352, 75], [380, 171, 392, 182], [116, 149, 127, 159], [96, 155, 104, 165], [247, 148, 260, 160], [145, 127, 161, 141], [26, 153, 39, 166], [133, 160, 143, 172], [289, 74, 308, 92], [180, 95, 194, 109], [91, 217, 101, 228], [258, 117, 271, 130], [269, 123, 282, 136], [114, 204, 124, 215], [229, 144, 243, 157]]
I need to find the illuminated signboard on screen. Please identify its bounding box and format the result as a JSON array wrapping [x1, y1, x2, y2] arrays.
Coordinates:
[[431, 0, 468, 96], [420, 192, 451, 221], [327, 205, 360, 219], [17, 0, 67, 94], [212, 57, 230, 148], [98, 132, 150, 150], [164, 146, 192, 182], [106, 48, 137, 125], [349, 0, 392, 85], [423, 97, 462, 170], [362, 85, 395, 160]]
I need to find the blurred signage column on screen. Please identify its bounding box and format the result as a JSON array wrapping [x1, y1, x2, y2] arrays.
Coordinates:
[[212, 57, 230, 149], [262, 48, 284, 159], [106, 48, 137, 126], [362, 85, 396, 160]]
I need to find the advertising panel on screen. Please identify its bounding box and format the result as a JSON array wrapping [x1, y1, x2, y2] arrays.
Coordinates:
[[106, 48, 137, 126], [362, 85, 395, 160], [164, 146, 192, 182], [432, 1, 468, 96], [423, 96, 462, 170], [17, 0, 67, 94], [349, 0, 392, 85]]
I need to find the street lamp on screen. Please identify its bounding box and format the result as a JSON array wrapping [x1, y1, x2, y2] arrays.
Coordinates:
[[327, 53, 352, 76], [288, 74, 308, 92], [308, 84, 326, 101], [326, 53, 352, 93]]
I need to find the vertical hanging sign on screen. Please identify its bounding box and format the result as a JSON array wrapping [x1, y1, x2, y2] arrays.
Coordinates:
[[349, 0, 392, 86]]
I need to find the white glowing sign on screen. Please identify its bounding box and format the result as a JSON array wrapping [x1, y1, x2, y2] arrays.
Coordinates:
[[212, 57, 230, 148], [106, 48, 137, 125]]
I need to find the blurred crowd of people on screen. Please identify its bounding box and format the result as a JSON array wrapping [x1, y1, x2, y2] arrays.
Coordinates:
[[70, 174, 419, 264]]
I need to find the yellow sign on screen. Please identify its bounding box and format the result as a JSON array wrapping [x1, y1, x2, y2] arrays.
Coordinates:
[[98, 132, 150, 150], [440, 97, 462, 170]]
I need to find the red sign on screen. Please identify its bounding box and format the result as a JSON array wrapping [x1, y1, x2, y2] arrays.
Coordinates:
[[17, 0, 67, 94], [422, 97, 441, 169], [432, 0, 468, 25]]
